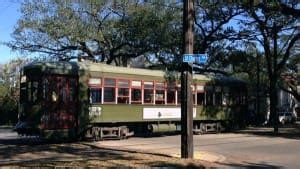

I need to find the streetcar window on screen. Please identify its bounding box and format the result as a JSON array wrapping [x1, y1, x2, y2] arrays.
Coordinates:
[[88, 78, 101, 86], [20, 83, 26, 102], [104, 78, 116, 103], [144, 81, 153, 104], [144, 89, 153, 103], [89, 88, 102, 103], [191, 85, 195, 105], [131, 88, 142, 104], [104, 87, 115, 102], [215, 92, 222, 106], [27, 82, 31, 102], [177, 86, 181, 104], [131, 80, 142, 104], [69, 78, 77, 102], [32, 81, 38, 103], [118, 88, 129, 104], [118, 80, 129, 88], [167, 89, 176, 104], [155, 90, 165, 104], [223, 87, 230, 106], [193, 93, 196, 105], [166, 82, 176, 104], [205, 92, 214, 106], [155, 82, 165, 104], [132, 80, 141, 87], [61, 78, 68, 103], [42, 78, 49, 100], [214, 87, 222, 106], [144, 81, 153, 89], [197, 92, 204, 105], [104, 78, 115, 86], [117, 80, 130, 104]]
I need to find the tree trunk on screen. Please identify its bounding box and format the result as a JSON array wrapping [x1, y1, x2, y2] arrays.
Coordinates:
[[269, 77, 279, 134]]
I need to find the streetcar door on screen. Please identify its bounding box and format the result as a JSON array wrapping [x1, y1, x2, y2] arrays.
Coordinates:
[[42, 75, 78, 131]]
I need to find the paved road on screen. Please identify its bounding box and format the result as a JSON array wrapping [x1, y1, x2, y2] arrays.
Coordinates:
[[92, 125, 300, 168]]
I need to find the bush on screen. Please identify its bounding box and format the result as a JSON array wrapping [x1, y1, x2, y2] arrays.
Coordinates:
[[0, 95, 18, 125]]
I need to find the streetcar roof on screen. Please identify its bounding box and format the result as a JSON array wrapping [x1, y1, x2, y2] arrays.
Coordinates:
[[23, 61, 246, 85]]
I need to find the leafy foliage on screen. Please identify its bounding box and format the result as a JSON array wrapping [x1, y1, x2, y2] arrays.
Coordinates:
[[7, 0, 182, 67]]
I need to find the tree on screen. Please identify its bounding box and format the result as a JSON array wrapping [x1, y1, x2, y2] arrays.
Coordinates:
[[0, 58, 28, 125], [242, 2, 300, 133], [7, 0, 182, 67], [193, 2, 246, 70]]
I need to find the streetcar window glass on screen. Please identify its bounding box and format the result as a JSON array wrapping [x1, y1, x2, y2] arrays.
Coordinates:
[[156, 82, 164, 90], [132, 80, 141, 87], [155, 82, 165, 104], [144, 81, 153, 89], [104, 78, 115, 86], [214, 86, 222, 106], [118, 80, 130, 104], [167, 89, 176, 104], [167, 82, 176, 104], [192, 85, 195, 105], [197, 92, 204, 105], [223, 87, 230, 106], [196, 85, 204, 91], [89, 78, 101, 86], [69, 79, 76, 102], [144, 89, 153, 103], [89, 88, 102, 103], [32, 81, 38, 103], [104, 78, 116, 103], [177, 85, 181, 104], [20, 83, 26, 102], [27, 82, 32, 102], [205, 92, 214, 106], [131, 80, 142, 104], [118, 88, 129, 104], [118, 80, 129, 88], [104, 87, 115, 102], [42, 78, 49, 100], [131, 88, 142, 104], [155, 90, 165, 104], [61, 78, 68, 103], [144, 81, 154, 104], [215, 92, 222, 106]]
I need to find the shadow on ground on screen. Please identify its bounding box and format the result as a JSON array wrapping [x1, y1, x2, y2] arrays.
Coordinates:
[[0, 136, 207, 168], [234, 122, 300, 140], [218, 161, 283, 169]]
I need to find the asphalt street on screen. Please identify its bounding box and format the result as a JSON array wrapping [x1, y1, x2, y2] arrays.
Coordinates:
[[92, 124, 300, 168]]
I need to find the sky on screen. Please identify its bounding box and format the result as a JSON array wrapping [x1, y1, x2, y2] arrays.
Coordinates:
[[0, 0, 21, 64]]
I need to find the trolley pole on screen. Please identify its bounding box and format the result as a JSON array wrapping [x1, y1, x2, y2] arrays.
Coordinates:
[[181, 0, 194, 159]]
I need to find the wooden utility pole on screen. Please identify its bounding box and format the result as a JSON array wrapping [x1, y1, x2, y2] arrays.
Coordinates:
[[181, 0, 194, 159]]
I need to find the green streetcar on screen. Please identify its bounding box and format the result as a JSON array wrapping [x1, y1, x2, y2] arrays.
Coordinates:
[[15, 61, 247, 140]]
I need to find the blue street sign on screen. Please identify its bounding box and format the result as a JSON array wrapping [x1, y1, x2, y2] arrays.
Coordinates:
[[183, 54, 195, 63], [183, 54, 208, 64], [196, 54, 208, 64]]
